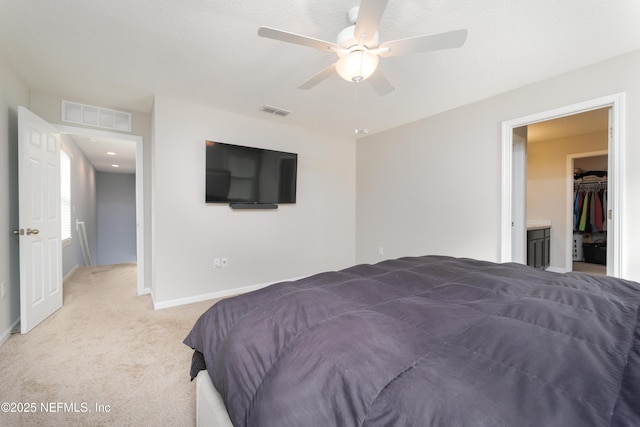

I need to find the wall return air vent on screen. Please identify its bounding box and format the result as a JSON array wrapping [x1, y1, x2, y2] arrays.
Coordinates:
[[62, 100, 132, 132]]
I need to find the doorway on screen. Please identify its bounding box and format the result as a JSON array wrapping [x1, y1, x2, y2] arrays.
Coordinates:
[[18, 107, 147, 334], [501, 93, 624, 278], [58, 124, 147, 295], [570, 152, 608, 275], [525, 109, 609, 274]]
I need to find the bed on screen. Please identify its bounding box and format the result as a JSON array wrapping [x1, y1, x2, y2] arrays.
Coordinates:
[[183, 255, 640, 426]]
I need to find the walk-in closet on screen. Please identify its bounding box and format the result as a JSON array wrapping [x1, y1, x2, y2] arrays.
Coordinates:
[[573, 155, 607, 275]]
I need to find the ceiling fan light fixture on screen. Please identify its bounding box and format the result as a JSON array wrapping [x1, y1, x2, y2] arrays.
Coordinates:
[[257, 1, 467, 95], [335, 49, 379, 83]]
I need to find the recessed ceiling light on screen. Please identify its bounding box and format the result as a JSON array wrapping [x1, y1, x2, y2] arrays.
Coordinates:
[[355, 128, 369, 134], [111, 164, 120, 168], [106, 151, 116, 156]]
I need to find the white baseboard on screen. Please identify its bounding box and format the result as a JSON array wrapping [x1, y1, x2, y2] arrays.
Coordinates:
[[63, 264, 80, 282], [545, 266, 567, 274], [152, 276, 304, 310], [0, 317, 20, 347]]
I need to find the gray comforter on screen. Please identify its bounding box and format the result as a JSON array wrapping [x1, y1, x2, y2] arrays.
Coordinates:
[[184, 256, 640, 426]]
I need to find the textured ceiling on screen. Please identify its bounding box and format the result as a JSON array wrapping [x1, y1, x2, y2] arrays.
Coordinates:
[[1, 0, 640, 142]]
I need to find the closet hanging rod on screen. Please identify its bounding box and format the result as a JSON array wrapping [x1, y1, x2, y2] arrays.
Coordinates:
[[574, 182, 607, 190]]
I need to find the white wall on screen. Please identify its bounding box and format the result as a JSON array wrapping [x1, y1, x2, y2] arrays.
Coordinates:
[[96, 172, 136, 265], [526, 131, 607, 270], [152, 97, 356, 306], [0, 58, 30, 343], [357, 103, 503, 263], [357, 48, 640, 283]]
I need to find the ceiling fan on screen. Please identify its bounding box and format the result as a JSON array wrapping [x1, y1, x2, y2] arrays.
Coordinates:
[[257, 0, 467, 96]]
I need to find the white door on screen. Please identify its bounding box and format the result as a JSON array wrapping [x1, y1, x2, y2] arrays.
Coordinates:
[[17, 106, 62, 333]]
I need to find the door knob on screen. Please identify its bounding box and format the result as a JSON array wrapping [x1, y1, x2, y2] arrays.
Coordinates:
[[12, 229, 23, 235], [26, 228, 39, 235]]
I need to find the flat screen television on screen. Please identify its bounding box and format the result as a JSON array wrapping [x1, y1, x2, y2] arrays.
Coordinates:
[[205, 141, 298, 204]]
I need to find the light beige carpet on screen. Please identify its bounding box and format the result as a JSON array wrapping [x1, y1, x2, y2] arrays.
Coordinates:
[[0, 263, 221, 427]]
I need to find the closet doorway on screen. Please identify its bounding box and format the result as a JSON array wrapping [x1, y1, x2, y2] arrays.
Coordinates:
[[570, 152, 608, 275]]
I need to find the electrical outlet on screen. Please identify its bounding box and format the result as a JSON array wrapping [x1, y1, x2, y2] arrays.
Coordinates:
[[1, 282, 6, 298], [213, 258, 221, 268], [221, 258, 228, 268], [378, 246, 384, 256]]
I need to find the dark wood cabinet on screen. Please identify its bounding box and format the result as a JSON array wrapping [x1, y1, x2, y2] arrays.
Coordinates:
[[527, 227, 550, 270]]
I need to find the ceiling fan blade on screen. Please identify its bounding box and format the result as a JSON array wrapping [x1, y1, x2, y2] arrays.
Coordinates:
[[378, 29, 468, 57], [367, 69, 394, 96], [298, 63, 337, 89], [258, 26, 340, 52], [353, 0, 389, 44]]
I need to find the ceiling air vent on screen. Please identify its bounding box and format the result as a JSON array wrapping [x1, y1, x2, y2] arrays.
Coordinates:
[[261, 105, 291, 117], [62, 100, 132, 132]]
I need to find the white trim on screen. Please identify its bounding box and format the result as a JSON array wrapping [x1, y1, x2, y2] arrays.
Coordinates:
[[60, 141, 73, 158], [606, 101, 624, 277], [135, 130, 145, 294], [152, 276, 306, 310], [500, 123, 514, 263], [0, 317, 20, 347], [501, 93, 625, 277]]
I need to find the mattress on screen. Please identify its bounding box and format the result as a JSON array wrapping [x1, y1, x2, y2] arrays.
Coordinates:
[[196, 369, 233, 427]]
